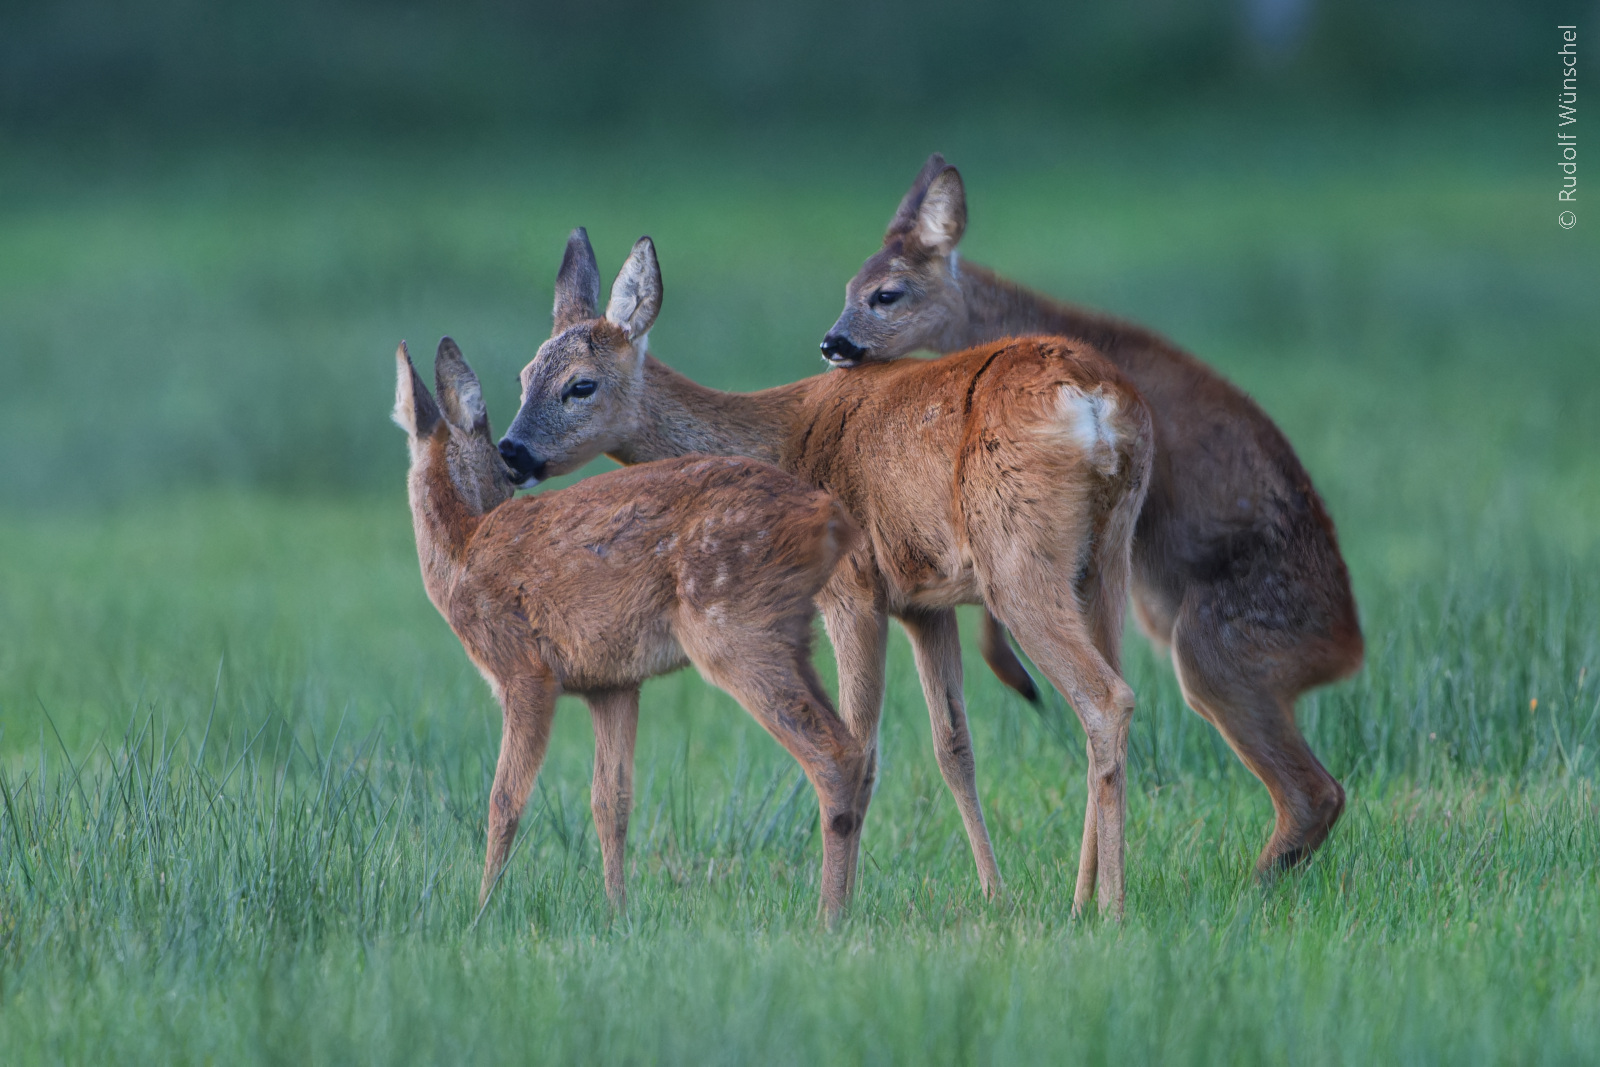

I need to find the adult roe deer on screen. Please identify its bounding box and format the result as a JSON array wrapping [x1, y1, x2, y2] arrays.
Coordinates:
[[820, 154, 1363, 875], [497, 229, 1153, 914], [393, 337, 871, 920]]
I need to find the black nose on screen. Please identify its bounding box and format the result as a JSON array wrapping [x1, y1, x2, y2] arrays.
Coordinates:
[[498, 438, 547, 484], [819, 333, 865, 366]]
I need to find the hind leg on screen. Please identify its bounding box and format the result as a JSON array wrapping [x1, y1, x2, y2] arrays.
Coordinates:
[[1169, 595, 1347, 874], [900, 608, 1005, 898], [1073, 739, 1099, 907], [1130, 583, 1178, 660], [983, 579, 1135, 917], [680, 630, 871, 924]]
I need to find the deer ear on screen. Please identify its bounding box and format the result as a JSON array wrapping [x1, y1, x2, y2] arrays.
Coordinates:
[[909, 166, 966, 256], [886, 153, 950, 240], [553, 227, 601, 330], [605, 236, 662, 342], [434, 336, 487, 433], [393, 341, 442, 439]]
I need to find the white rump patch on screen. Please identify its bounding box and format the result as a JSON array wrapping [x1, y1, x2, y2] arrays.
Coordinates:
[[1055, 385, 1120, 473]]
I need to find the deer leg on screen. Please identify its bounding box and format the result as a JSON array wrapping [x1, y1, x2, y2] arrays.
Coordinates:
[[1130, 584, 1178, 660], [587, 687, 640, 911], [1048, 643, 1132, 919], [1073, 739, 1099, 912], [979, 612, 1040, 703], [1080, 662, 1134, 919], [819, 587, 889, 748], [682, 631, 871, 926], [900, 608, 1005, 899], [481, 671, 558, 907], [984, 582, 1135, 918], [818, 583, 888, 791], [1169, 597, 1346, 874]]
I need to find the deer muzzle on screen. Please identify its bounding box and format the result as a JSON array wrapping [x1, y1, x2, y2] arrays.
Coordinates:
[[819, 331, 866, 367], [497, 438, 547, 486]]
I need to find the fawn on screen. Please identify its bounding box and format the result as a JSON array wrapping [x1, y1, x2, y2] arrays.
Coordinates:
[[497, 230, 1153, 915], [393, 337, 870, 920], [821, 154, 1363, 874]]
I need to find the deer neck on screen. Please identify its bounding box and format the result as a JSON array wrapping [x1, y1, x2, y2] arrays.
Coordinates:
[[608, 356, 807, 467], [406, 433, 484, 607], [956, 260, 1128, 354]]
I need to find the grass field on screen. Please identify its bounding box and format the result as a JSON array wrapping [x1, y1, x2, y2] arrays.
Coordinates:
[[2, 110, 1598, 1062]]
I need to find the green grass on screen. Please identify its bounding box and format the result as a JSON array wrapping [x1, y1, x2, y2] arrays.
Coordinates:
[[2, 110, 1598, 1062]]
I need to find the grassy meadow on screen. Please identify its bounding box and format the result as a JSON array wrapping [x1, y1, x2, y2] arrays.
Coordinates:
[[2, 111, 1598, 1062]]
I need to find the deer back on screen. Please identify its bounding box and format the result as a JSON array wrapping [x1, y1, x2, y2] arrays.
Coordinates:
[[776, 337, 1150, 604], [445, 455, 855, 694]]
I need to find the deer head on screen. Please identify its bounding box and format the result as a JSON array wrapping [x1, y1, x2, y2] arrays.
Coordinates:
[[498, 228, 662, 487], [394, 337, 514, 515], [820, 153, 970, 367]]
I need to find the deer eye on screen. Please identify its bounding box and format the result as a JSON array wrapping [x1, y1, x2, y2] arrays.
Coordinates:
[[872, 289, 903, 307], [564, 379, 597, 401]]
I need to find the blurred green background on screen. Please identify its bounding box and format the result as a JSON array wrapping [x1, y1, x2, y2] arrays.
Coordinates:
[[3, 1, 1599, 1062], [0, 0, 1587, 508], [0, 0, 1558, 135]]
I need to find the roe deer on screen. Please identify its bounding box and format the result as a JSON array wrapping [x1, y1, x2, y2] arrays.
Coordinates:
[[821, 154, 1363, 875], [497, 230, 1153, 914], [393, 337, 870, 920]]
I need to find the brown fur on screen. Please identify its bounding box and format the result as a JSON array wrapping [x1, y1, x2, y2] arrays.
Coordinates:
[[394, 338, 870, 922], [500, 232, 1155, 915], [822, 154, 1364, 874]]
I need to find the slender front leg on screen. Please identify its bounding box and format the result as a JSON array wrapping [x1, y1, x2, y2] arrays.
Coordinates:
[[481, 670, 559, 908], [899, 608, 1005, 899], [587, 687, 640, 912]]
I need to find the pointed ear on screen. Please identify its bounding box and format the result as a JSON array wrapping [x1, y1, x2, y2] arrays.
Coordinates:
[[434, 336, 487, 433], [553, 227, 601, 330], [393, 341, 441, 439], [908, 166, 966, 256], [605, 236, 662, 342], [885, 152, 950, 240]]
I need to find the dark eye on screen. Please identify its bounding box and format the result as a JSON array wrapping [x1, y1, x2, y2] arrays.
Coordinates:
[[872, 289, 903, 307], [564, 379, 597, 401]]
